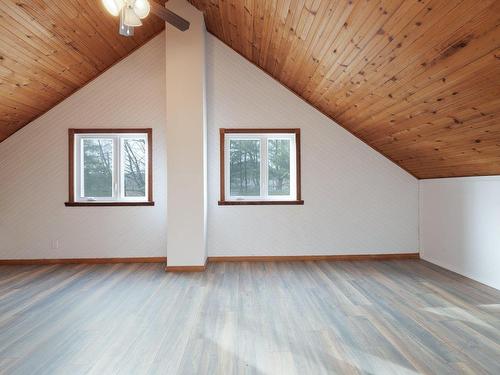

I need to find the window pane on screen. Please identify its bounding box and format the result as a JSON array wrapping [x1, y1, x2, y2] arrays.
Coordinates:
[[123, 138, 146, 197], [230, 139, 260, 196], [268, 139, 290, 196], [83, 138, 113, 197]]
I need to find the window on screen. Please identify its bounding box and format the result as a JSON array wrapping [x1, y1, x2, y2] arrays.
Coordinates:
[[66, 129, 153, 206], [219, 129, 303, 205]]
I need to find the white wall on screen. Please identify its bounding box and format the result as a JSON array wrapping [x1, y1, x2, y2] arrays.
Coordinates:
[[0, 28, 420, 261], [165, 0, 207, 267], [420, 177, 500, 290], [0, 33, 167, 259], [206, 35, 419, 256]]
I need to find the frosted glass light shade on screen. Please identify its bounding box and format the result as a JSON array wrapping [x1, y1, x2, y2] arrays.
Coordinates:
[[102, 0, 124, 17], [134, 0, 150, 19], [119, 8, 134, 37], [124, 7, 142, 27]]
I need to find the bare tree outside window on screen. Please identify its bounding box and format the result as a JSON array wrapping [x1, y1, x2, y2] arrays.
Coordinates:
[[83, 138, 113, 197], [123, 139, 146, 197]]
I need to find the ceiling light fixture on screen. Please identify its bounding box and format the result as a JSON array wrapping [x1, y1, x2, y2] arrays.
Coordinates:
[[102, 0, 151, 36], [101, 0, 190, 36]]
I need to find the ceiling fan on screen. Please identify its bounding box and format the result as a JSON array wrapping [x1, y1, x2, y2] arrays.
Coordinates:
[[102, 0, 190, 37]]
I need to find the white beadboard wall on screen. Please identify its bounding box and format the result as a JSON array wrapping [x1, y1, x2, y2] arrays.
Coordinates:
[[0, 32, 167, 259], [206, 35, 419, 256], [420, 177, 500, 290], [0, 30, 419, 260]]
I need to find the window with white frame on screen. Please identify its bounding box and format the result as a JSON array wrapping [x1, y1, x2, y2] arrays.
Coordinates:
[[66, 129, 153, 206], [219, 129, 303, 205]]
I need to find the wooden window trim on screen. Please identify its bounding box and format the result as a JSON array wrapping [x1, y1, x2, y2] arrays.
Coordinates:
[[219, 128, 303, 206], [65, 128, 154, 207]]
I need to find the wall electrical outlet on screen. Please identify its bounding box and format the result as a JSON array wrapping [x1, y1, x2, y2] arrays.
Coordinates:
[[51, 239, 60, 249]]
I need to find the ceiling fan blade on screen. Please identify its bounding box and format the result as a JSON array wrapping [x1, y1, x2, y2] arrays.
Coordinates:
[[150, 2, 190, 31]]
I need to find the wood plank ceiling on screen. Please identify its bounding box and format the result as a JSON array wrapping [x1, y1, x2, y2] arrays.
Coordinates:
[[0, 0, 164, 142], [1, 1, 499, 178], [189, 0, 500, 178]]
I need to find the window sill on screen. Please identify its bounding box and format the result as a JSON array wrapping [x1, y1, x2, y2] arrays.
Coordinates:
[[65, 201, 155, 207], [218, 200, 304, 206]]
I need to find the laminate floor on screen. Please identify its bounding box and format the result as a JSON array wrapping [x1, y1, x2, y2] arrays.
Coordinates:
[[0, 260, 499, 374]]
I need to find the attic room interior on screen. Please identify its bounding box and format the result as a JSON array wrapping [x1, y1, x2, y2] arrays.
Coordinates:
[[0, 0, 499, 373]]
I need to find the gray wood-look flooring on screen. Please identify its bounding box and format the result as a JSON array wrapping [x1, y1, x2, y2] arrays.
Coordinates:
[[0, 260, 499, 375]]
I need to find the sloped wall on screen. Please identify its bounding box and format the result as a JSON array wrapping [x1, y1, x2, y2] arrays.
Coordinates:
[[205, 35, 419, 256], [0, 33, 167, 259]]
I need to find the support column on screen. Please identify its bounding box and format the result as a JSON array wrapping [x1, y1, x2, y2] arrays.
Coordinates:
[[165, 0, 207, 270]]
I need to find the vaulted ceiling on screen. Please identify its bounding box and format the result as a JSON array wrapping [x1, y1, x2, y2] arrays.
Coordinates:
[[1, 1, 499, 178], [189, 0, 500, 179], [0, 0, 164, 141]]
